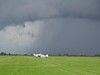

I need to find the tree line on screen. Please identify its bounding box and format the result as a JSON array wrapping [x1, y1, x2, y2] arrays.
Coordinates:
[[0, 52, 100, 57]]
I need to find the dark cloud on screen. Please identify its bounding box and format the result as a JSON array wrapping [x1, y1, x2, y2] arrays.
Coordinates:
[[33, 18, 100, 55], [0, 0, 100, 54], [0, 0, 100, 29]]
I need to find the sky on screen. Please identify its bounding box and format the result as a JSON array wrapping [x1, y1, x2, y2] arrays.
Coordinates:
[[0, 0, 100, 55]]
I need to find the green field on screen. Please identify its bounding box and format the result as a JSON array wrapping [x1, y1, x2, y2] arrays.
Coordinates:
[[0, 56, 100, 75]]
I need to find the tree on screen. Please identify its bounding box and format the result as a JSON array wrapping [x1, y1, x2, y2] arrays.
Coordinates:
[[0, 52, 7, 55]]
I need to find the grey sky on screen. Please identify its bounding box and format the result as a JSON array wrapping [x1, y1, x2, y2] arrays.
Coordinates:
[[0, 0, 100, 54]]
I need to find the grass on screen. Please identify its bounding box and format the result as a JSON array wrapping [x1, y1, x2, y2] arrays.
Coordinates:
[[0, 56, 100, 75]]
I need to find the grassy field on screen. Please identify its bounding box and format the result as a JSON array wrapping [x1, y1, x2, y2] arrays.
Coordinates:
[[0, 56, 100, 75]]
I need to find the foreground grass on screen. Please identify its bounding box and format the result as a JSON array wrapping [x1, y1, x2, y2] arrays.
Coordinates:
[[0, 56, 100, 75]]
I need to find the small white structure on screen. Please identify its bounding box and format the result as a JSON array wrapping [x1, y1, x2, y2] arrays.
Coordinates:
[[45, 54, 48, 58], [40, 54, 48, 58], [33, 53, 48, 58], [33, 53, 42, 57]]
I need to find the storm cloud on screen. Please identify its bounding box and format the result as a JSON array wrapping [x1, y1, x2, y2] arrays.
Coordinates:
[[0, 0, 100, 54], [0, 0, 100, 28], [34, 18, 100, 55]]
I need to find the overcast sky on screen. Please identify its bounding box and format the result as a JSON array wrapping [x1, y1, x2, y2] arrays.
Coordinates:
[[0, 0, 100, 55]]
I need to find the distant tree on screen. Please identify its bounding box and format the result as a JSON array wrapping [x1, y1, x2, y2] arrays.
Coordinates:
[[64, 53, 69, 56], [95, 54, 100, 57], [24, 54, 28, 56], [30, 54, 33, 56], [8, 53, 12, 55], [58, 54, 62, 56], [0, 52, 7, 55]]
